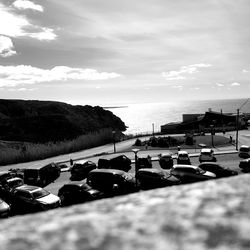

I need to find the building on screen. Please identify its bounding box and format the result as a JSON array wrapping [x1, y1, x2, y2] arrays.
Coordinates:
[[161, 109, 248, 134]]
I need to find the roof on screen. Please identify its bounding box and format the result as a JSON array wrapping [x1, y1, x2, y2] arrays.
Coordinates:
[[138, 168, 163, 173], [89, 169, 126, 175], [25, 162, 56, 170], [200, 148, 213, 153], [173, 164, 198, 170], [15, 185, 41, 192], [178, 151, 188, 155]]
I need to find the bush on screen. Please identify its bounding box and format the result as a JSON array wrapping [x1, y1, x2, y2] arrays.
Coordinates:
[[134, 138, 142, 146], [150, 137, 158, 147], [185, 135, 194, 145]]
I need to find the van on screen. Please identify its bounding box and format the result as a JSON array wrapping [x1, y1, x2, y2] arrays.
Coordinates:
[[239, 145, 250, 159], [23, 162, 61, 187]]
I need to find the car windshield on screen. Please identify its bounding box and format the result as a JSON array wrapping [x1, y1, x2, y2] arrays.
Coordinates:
[[31, 188, 50, 199], [240, 147, 250, 152], [196, 167, 206, 174], [201, 152, 212, 155], [7, 179, 23, 188], [123, 173, 133, 181]]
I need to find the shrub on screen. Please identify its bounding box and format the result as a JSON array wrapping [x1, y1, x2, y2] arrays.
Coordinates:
[[134, 138, 142, 146]]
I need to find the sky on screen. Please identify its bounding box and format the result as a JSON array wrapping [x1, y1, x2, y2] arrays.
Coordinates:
[[0, 0, 250, 106]]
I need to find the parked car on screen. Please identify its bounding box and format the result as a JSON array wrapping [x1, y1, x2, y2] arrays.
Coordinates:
[[158, 153, 174, 169], [23, 162, 61, 187], [58, 181, 104, 206], [199, 148, 216, 163], [87, 169, 137, 196], [10, 185, 61, 214], [199, 162, 238, 178], [239, 158, 250, 172], [0, 169, 24, 183], [0, 171, 12, 184], [136, 168, 180, 190], [0, 177, 24, 202], [98, 155, 132, 172], [177, 151, 191, 165], [170, 164, 216, 184], [0, 198, 10, 218], [239, 145, 250, 159], [70, 160, 97, 181], [137, 155, 152, 169]]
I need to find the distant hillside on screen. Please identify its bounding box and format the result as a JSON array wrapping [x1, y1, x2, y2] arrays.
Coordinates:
[[0, 99, 126, 143]]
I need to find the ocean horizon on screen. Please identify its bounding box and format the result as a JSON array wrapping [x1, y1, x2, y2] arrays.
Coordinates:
[[106, 98, 250, 135]]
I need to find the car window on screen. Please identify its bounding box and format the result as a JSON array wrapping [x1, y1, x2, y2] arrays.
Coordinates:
[[16, 190, 33, 199], [174, 167, 196, 174], [7, 179, 24, 188], [31, 188, 49, 199]]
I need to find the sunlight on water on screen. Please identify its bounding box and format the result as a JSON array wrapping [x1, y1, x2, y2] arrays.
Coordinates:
[[107, 99, 250, 135]]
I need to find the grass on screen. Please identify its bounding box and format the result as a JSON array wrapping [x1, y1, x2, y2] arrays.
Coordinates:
[[0, 128, 113, 166]]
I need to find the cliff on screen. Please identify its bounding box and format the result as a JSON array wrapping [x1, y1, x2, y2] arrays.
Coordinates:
[[1, 174, 250, 249], [0, 99, 126, 142]]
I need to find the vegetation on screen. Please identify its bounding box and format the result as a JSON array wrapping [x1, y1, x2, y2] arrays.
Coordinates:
[[0, 99, 126, 143], [0, 99, 127, 165], [0, 129, 113, 165], [133, 134, 231, 149]]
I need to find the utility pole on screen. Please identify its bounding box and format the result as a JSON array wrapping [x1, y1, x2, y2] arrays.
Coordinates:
[[236, 108, 239, 151], [236, 98, 249, 151], [152, 123, 155, 137]]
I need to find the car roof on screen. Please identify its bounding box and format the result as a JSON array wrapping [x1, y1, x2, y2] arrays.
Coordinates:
[[63, 181, 88, 187], [89, 169, 125, 175], [178, 151, 188, 155], [138, 168, 163, 173], [15, 185, 41, 192], [199, 162, 219, 166], [240, 145, 250, 149], [160, 153, 172, 157], [201, 148, 213, 153], [74, 160, 94, 165], [25, 162, 56, 170], [6, 177, 23, 182], [172, 164, 198, 170]]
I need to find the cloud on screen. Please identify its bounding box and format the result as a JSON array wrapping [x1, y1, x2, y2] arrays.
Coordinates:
[[0, 3, 56, 40], [0, 65, 121, 87], [242, 69, 249, 73], [162, 63, 212, 80], [0, 36, 17, 57], [231, 82, 240, 86], [216, 83, 224, 87], [12, 0, 44, 12], [171, 85, 183, 90]]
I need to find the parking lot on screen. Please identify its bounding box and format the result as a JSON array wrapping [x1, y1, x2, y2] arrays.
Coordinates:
[[45, 152, 242, 196]]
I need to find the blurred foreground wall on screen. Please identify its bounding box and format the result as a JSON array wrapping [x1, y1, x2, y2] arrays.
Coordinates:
[[1, 175, 250, 250]]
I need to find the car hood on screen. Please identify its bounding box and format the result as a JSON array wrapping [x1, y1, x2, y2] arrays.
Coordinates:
[[0, 201, 10, 211], [36, 194, 60, 204], [204, 171, 216, 178]]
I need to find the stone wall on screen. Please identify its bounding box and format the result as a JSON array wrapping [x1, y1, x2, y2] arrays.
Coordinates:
[[1, 174, 250, 250]]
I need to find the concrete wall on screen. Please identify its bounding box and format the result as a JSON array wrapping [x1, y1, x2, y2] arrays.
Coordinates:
[[1, 174, 250, 250]]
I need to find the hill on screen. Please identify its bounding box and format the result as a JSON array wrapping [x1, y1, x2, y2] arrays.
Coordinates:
[[0, 99, 126, 143]]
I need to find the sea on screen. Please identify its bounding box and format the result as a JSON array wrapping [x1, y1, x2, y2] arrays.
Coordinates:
[[106, 98, 250, 135]]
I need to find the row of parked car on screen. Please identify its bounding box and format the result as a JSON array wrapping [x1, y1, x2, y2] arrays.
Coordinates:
[[58, 149, 241, 206], [1, 146, 249, 218], [0, 163, 62, 218]]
